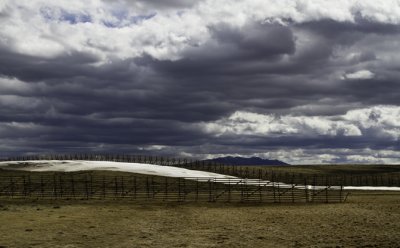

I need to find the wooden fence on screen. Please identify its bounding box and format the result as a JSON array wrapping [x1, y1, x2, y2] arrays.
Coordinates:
[[1, 154, 399, 187], [0, 173, 346, 203], [0, 154, 190, 166], [181, 162, 400, 187]]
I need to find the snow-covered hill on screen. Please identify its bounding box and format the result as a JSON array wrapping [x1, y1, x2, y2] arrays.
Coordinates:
[[0, 160, 236, 179]]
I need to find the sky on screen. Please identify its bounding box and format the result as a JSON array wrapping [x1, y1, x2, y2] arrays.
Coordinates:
[[1, 0, 400, 164]]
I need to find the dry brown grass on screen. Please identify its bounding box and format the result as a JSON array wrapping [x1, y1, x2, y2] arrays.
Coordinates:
[[0, 192, 399, 248]]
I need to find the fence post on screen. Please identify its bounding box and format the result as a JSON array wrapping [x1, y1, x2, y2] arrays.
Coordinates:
[[151, 177, 155, 199], [101, 176, 105, 198], [228, 179, 231, 203], [213, 178, 216, 202], [291, 173, 294, 203], [27, 175, 31, 197], [146, 177, 150, 199], [208, 179, 212, 202], [325, 176, 328, 203], [85, 174, 89, 200], [272, 172, 276, 203], [195, 179, 199, 202], [90, 174, 93, 198], [340, 181, 343, 203], [178, 178, 181, 202], [121, 176, 125, 198], [40, 176, 44, 198], [71, 174, 75, 199], [114, 176, 118, 198], [277, 180, 281, 203], [182, 179, 186, 202], [164, 177, 168, 201], [304, 178, 309, 203], [23, 175, 26, 197], [240, 179, 244, 202], [59, 174, 63, 198], [133, 176, 137, 199], [10, 177, 14, 198], [53, 174, 57, 199], [312, 175, 316, 203]]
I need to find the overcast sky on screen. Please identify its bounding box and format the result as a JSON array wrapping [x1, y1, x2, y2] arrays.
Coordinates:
[[1, 0, 400, 164]]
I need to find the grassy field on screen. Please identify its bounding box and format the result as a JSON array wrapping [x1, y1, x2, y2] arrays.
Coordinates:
[[0, 193, 399, 248]]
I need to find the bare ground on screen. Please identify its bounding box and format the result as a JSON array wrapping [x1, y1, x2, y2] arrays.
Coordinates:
[[0, 193, 399, 248]]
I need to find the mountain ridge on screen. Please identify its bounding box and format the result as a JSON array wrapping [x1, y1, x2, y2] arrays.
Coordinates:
[[204, 156, 289, 166]]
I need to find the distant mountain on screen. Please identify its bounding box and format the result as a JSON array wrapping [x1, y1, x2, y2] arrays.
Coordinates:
[[204, 156, 289, 166]]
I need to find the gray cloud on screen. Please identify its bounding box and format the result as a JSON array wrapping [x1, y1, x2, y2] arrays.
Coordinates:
[[104, 0, 201, 9]]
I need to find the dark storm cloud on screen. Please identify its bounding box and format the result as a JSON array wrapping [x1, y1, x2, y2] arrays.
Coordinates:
[[1, 1, 400, 163], [0, 46, 100, 82], [209, 22, 296, 58], [298, 18, 400, 37], [137, 19, 400, 118], [137, 23, 296, 82], [339, 77, 400, 106]]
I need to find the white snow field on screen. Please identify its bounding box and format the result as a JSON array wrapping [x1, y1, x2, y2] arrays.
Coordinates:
[[0, 160, 235, 179], [0, 160, 399, 191]]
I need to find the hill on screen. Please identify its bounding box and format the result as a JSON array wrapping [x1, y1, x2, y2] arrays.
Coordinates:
[[204, 156, 289, 166]]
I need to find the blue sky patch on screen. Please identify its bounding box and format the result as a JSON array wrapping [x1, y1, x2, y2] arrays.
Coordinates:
[[40, 7, 92, 24], [131, 12, 157, 24], [102, 11, 157, 28]]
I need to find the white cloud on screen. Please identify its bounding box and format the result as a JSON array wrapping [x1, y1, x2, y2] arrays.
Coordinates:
[[201, 105, 400, 140], [356, 0, 400, 24], [202, 110, 363, 137], [343, 70, 375, 80], [1, 0, 400, 62], [343, 106, 400, 139]]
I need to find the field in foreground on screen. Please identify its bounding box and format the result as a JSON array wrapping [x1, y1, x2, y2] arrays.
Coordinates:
[[0, 193, 399, 248]]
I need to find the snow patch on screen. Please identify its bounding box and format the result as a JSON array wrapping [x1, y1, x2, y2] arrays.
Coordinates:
[[0, 160, 235, 179]]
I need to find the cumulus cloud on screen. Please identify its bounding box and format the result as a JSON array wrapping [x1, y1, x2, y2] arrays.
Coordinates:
[[204, 105, 400, 141], [1, 0, 400, 163], [343, 69, 375, 80], [2, 0, 400, 61], [202, 111, 364, 137]]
